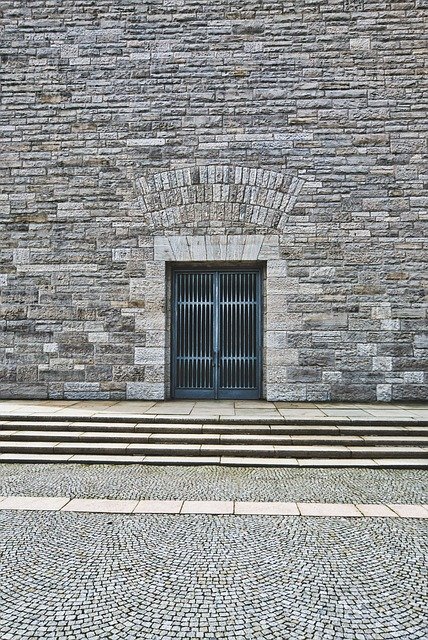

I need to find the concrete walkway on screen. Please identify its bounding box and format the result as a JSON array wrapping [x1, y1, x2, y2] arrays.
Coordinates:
[[1, 399, 427, 420]]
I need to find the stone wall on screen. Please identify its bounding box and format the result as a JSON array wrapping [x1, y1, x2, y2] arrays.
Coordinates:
[[1, 0, 426, 401]]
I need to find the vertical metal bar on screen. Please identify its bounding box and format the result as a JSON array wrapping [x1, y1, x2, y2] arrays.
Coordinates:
[[178, 273, 181, 389], [175, 273, 178, 390], [226, 272, 229, 390], [248, 273, 252, 388], [222, 273, 225, 389], [228, 273, 231, 389], [187, 273, 191, 389], [237, 273, 240, 389], [207, 273, 210, 389], [193, 272, 197, 388], [195, 272, 197, 389], [220, 273, 223, 390], [198, 273, 201, 388], [179, 273, 182, 389], [250, 272, 254, 388], [204, 274, 211, 388], [231, 272, 234, 390], [252, 272, 256, 388], [236, 273, 239, 389], [248, 272, 251, 389], [234, 272, 237, 389], [233, 272, 236, 390], [197, 273, 200, 389], [213, 271, 219, 398], [183, 273, 186, 389], [244, 273, 247, 388], [192, 273, 195, 388], [252, 272, 255, 388], [201, 273, 205, 388], [209, 273, 213, 389], [242, 273, 245, 388], [203, 273, 206, 389], [189, 273, 192, 389], [243, 273, 247, 388], [182, 273, 185, 389]]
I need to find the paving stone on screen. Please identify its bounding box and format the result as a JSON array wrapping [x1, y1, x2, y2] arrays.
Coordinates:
[[62, 499, 138, 514], [234, 501, 299, 515], [68, 455, 146, 464], [143, 456, 221, 465], [181, 501, 234, 514], [387, 504, 428, 518], [355, 504, 399, 518], [297, 459, 378, 467], [0, 454, 74, 462], [55, 443, 131, 452], [133, 500, 183, 514], [0, 496, 70, 511], [220, 457, 299, 467], [373, 458, 428, 468], [297, 503, 363, 517]]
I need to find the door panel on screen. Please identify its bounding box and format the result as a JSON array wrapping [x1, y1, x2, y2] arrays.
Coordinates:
[[218, 272, 260, 398], [172, 269, 262, 399], [174, 272, 214, 398]]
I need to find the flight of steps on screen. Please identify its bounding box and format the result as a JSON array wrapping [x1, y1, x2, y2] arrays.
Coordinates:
[[0, 414, 427, 468]]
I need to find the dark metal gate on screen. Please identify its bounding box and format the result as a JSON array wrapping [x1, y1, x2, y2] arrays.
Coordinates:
[[171, 268, 262, 399]]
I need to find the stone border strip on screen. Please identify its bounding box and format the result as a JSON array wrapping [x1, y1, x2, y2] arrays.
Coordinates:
[[0, 496, 427, 518]]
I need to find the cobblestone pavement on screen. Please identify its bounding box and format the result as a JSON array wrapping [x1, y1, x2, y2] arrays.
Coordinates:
[[0, 511, 426, 639], [0, 464, 426, 503]]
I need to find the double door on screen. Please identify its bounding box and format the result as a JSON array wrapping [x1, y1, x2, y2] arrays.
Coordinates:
[[171, 268, 262, 399]]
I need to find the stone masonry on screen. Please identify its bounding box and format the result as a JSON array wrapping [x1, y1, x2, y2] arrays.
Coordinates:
[[0, 0, 427, 401]]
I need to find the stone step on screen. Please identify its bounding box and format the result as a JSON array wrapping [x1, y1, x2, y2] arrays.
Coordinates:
[[1, 421, 427, 437], [0, 453, 427, 469], [0, 441, 426, 459], [1, 430, 428, 447], [0, 414, 426, 467], [1, 414, 427, 427]]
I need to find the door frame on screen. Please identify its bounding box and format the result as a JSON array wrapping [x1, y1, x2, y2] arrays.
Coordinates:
[[170, 264, 263, 400]]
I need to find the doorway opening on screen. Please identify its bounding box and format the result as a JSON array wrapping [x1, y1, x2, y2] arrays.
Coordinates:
[[171, 266, 263, 399]]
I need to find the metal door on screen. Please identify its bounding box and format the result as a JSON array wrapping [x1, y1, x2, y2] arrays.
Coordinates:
[[172, 268, 262, 399]]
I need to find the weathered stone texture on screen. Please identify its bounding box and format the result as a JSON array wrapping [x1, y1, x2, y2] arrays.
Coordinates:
[[0, 0, 426, 401]]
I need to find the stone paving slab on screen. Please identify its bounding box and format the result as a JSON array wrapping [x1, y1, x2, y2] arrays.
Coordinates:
[[387, 504, 428, 518], [297, 458, 378, 467], [356, 503, 399, 517], [0, 496, 70, 511], [68, 455, 146, 464], [0, 453, 74, 462], [181, 500, 234, 514], [143, 455, 221, 464], [220, 456, 299, 466], [374, 458, 428, 467], [234, 501, 299, 515], [62, 498, 139, 514], [297, 502, 363, 517], [133, 500, 183, 514]]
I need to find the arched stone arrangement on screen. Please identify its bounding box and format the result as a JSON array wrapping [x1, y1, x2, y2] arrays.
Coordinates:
[[134, 165, 305, 232]]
